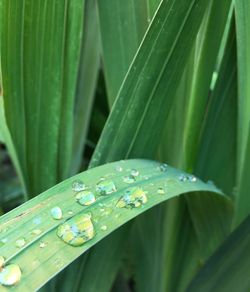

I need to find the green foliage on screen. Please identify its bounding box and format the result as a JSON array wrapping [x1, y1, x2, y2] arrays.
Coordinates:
[[0, 0, 250, 291]]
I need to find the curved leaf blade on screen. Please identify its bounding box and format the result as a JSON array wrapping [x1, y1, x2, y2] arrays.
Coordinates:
[[0, 159, 226, 291]]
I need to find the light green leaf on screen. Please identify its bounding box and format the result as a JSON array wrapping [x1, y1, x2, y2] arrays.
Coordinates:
[[0, 159, 226, 291]]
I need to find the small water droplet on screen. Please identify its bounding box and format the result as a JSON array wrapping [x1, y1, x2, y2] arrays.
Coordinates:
[[57, 213, 95, 247], [75, 191, 96, 206], [33, 217, 41, 225], [39, 241, 47, 248], [72, 180, 86, 192], [116, 188, 147, 209], [130, 169, 139, 177], [100, 225, 107, 231], [178, 174, 188, 182], [159, 163, 168, 172], [68, 210, 73, 215], [51, 206, 63, 220], [0, 264, 21, 286], [157, 187, 165, 195], [31, 229, 42, 236], [188, 175, 197, 182], [15, 238, 26, 248], [123, 175, 136, 184], [115, 166, 123, 172], [96, 180, 116, 195], [0, 256, 5, 269]]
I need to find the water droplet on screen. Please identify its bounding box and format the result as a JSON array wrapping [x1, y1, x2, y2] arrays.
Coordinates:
[[157, 187, 165, 195], [39, 241, 47, 248], [130, 169, 139, 177], [75, 191, 96, 206], [123, 175, 136, 184], [178, 174, 188, 182], [68, 210, 73, 215], [51, 206, 63, 220], [57, 213, 95, 247], [33, 217, 41, 225], [159, 163, 168, 172], [0, 264, 21, 286], [72, 180, 85, 192], [188, 175, 197, 182], [0, 256, 5, 269], [100, 225, 107, 231], [15, 238, 26, 248], [1, 238, 8, 244], [31, 229, 42, 236], [116, 188, 147, 208], [115, 166, 123, 172], [96, 180, 116, 195]]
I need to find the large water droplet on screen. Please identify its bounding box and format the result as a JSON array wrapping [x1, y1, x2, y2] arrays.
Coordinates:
[[51, 206, 63, 220], [15, 238, 26, 248], [130, 169, 139, 177], [0, 264, 21, 286], [96, 180, 116, 195], [57, 213, 95, 247], [72, 180, 86, 192], [116, 188, 147, 208], [123, 175, 136, 184], [75, 191, 96, 206]]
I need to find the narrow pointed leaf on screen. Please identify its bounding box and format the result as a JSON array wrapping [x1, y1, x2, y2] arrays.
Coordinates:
[[0, 159, 226, 291]]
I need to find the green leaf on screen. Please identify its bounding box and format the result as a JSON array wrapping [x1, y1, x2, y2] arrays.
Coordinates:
[[234, 0, 250, 225], [71, 0, 100, 174], [182, 0, 232, 171], [1, 0, 85, 196], [0, 159, 226, 291], [187, 215, 250, 292], [97, 0, 160, 105], [91, 0, 212, 168]]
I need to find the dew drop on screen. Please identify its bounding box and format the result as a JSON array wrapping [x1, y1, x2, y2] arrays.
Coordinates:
[[188, 175, 197, 182], [0, 264, 21, 286], [31, 229, 42, 236], [130, 169, 139, 177], [116, 188, 147, 209], [57, 213, 95, 247], [123, 175, 136, 184], [96, 180, 116, 195], [68, 210, 73, 215], [39, 241, 47, 248], [72, 180, 85, 192], [15, 238, 26, 248], [157, 187, 165, 195], [178, 174, 188, 182], [159, 163, 168, 172], [51, 206, 63, 220], [115, 166, 123, 172], [100, 225, 107, 231], [75, 191, 96, 206]]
